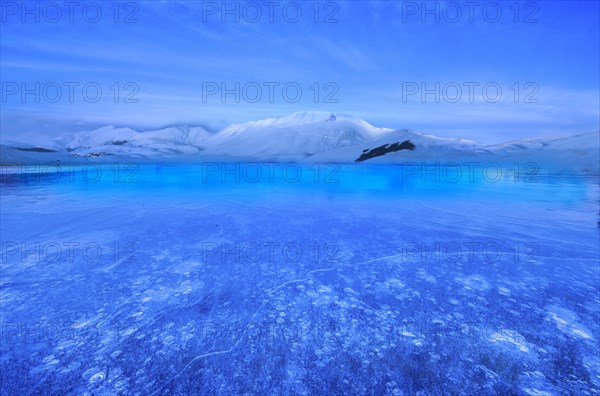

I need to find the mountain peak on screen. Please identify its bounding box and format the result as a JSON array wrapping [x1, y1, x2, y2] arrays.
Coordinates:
[[219, 111, 392, 139], [224, 111, 359, 130]]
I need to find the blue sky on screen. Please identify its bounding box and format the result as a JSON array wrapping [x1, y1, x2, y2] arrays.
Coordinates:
[[1, 0, 599, 143]]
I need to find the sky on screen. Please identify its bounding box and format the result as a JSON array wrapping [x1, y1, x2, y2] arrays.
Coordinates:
[[0, 0, 599, 143]]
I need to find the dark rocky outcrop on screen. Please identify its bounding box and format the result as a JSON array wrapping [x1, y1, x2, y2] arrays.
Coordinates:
[[355, 140, 415, 162], [12, 147, 56, 153]]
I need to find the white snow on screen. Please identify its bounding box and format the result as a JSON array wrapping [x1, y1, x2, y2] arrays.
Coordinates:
[[1, 111, 598, 172], [546, 304, 594, 340]]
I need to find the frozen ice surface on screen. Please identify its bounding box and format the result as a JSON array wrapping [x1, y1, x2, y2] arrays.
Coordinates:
[[0, 164, 599, 394]]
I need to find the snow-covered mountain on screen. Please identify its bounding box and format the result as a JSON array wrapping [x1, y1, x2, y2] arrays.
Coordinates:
[[483, 133, 600, 173], [57, 125, 212, 156], [1, 111, 598, 172], [207, 112, 392, 158], [310, 128, 491, 163]]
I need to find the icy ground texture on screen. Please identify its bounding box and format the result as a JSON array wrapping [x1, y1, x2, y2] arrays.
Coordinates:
[[1, 165, 599, 395]]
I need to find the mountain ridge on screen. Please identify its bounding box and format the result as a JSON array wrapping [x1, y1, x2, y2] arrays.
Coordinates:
[[1, 111, 598, 172]]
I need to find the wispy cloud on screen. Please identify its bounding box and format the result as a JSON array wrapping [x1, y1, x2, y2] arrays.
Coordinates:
[[1, 1, 598, 142]]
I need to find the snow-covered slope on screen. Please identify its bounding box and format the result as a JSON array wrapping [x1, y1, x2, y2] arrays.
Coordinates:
[[1, 111, 598, 172], [310, 128, 491, 163], [486, 133, 600, 173], [53, 125, 212, 158]]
